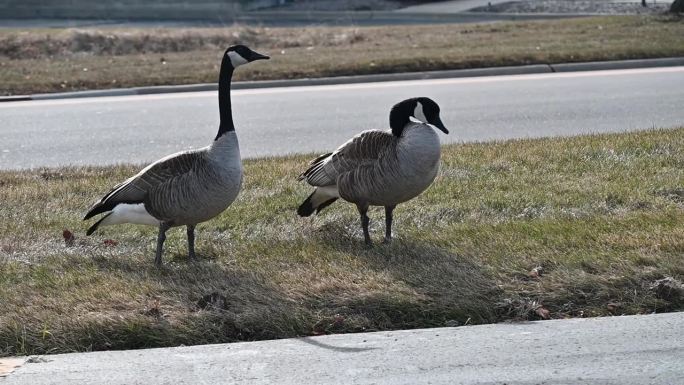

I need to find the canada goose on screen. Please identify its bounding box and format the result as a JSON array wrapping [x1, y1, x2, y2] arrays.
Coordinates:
[[83, 45, 269, 266], [297, 97, 449, 245]]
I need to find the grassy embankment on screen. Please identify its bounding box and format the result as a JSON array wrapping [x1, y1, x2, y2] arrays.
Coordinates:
[[1, 15, 683, 95], [1, 128, 683, 356]]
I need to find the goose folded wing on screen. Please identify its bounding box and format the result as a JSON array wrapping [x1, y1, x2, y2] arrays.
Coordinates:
[[299, 130, 395, 187], [83, 151, 200, 220]]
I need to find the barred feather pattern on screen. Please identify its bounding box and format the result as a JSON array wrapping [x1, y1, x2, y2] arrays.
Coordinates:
[[85, 132, 242, 226], [299, 123, 441, 207]]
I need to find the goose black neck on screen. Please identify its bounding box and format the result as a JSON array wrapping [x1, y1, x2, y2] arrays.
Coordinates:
[[389, 106, 411, 137], [215, 58, 235, 140]]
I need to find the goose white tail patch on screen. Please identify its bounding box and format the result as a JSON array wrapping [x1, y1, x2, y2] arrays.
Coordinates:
[[318, 185, 340, 199], [103, 203, 160, 227], [413, 102, 427, 124], [227, 51, 248, 68], [311, 185, 340, 207]]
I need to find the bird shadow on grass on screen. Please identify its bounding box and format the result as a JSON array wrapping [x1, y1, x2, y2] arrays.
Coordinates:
[[0, 252, 312, 356], [1, 219, 500, 356], [304, 221, 503, 329]]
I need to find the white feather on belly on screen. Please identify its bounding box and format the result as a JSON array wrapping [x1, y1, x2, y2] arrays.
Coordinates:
[[101, 203, 160, 227]]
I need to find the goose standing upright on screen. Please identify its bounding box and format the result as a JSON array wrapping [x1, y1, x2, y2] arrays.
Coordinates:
[[83, 45, 269, 266], [297, 97, 448, 245]]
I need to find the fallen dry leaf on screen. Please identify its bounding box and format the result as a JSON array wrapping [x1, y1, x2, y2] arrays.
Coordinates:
[[535, 306, 550, 320], [0, 357, 25, 377], [62, 229, 75, 247], [103, 239, 118, 247]]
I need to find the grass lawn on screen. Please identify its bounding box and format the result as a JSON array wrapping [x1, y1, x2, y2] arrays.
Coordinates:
[[0, 15, 683, 95], [0, 128, 683, 356]]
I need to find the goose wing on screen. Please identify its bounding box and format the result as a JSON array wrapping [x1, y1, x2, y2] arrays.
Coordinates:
[[298, 130, 396, 187], [83, 150, 202, 220]]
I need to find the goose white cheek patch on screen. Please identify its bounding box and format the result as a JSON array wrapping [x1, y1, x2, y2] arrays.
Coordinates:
[[413, 102, 427, 124], [227, 51, 248, 67]]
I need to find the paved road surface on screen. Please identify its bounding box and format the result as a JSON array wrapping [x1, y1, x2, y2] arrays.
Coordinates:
[[399, 0, 657, 13], [0, 0, 643, 28], [0, 12, 579, 28], [1, 67, 683, 170], [398, 0, 512, 13], [2, 312, 682, 385]]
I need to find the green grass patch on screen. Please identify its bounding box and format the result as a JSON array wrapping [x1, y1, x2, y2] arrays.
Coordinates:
[[1, 128, 683, 356], [1, 15, 683, 95]]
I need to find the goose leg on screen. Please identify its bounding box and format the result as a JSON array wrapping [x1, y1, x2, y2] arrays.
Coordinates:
[[155, 222, 171, 267], [383, 205, 395, 244], [187, 224, 196, 261], [357, 204, 372, 246]]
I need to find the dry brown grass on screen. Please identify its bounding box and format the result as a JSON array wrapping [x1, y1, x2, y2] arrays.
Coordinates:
[[1, 128, 683, 356], [0, 15, 682, 95]]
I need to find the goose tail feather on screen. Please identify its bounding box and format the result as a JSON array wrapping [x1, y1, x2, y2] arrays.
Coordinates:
[[297, 192, 317, 217], [297, 187, 338, 217], [83, 203, 107, 221], [86, 212, 113, 236]]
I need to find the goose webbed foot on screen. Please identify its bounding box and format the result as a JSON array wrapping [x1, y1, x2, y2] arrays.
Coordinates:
[[155, 222, 171, 267], [187, 224, 197, 261]]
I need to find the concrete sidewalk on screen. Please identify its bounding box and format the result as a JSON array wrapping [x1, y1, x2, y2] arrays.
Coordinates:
[[1, 312, 682, 385]]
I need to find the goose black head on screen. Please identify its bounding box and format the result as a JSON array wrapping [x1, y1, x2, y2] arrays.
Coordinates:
[[389, 97, 449, 136], [224, 45, 270, 69]]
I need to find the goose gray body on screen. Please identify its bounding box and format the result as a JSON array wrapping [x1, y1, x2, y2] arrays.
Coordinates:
[[298, 97, 449, 245], [302, 123, 440, 206], [83, 45, 269, 265], [89, 133, 241, 227]]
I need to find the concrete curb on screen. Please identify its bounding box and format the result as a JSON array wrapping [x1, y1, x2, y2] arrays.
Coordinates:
[[4, 57, 683, 102], [551, 57, 684, 72]]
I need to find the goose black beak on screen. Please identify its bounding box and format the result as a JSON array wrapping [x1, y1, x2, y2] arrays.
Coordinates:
[[250, 52, 270, 61], [430, 116, 449, 134]]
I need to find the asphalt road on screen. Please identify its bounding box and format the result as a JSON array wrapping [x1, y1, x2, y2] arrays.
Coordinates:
[[0, 12, 580, 28], [398, 0, 512, 13], [2, 312, 683, 385], [1, 67, 683, 170], [399, 0, 657, 13]]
